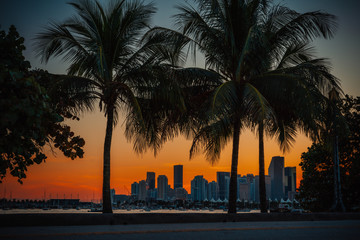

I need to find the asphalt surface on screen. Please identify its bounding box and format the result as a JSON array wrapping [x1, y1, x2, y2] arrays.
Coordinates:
[[1, 220, 360, 240]]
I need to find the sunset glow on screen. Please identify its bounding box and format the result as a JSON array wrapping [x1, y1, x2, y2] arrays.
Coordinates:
[[1, 111, 310, 201]]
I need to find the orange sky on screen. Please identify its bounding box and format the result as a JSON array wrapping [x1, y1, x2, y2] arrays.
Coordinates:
[[1, 110, 311, 202]]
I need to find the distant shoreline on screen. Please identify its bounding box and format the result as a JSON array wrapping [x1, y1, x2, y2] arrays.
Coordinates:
[[1, 212, 360, 227]]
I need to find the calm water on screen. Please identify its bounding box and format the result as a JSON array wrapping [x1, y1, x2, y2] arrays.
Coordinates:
[[0, 209, 260, 214]]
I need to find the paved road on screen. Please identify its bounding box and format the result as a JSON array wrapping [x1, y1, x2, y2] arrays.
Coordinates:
[[1, 220, 359, 240]]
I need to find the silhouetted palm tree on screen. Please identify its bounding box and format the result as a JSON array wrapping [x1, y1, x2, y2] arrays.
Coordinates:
[[34, 0, 157, 213], [253, 44, 340, 213], [251, 4, 339, 212], [166, 0, 274, 214], [145, 0, 338, 214], [326, 88, 346, 211]]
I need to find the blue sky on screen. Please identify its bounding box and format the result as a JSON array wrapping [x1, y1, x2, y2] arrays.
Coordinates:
[[1, 0, 359, 96]]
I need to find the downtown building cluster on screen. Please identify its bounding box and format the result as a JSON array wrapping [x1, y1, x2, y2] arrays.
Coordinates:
[[130, 165, 188, 202], [130, 157, 297, 203]]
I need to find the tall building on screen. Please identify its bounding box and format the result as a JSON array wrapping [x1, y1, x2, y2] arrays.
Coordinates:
[[237, 176, 249, 200], [247, 174, 256, 201], [157, 175, 168, 200], [224, 175, 230, 200], [191, 175, 208, 201], [254, 175, 271, 203], [217, 172, 230, 200], [207, 181, 219, 200], [250, 181, 255, 202], [110, 189, 116, 204], [284, 167, 296, 199], [138, 180, 147, 201], [147, 188, 157, 201], [131, 182, 139, 200], [174, 165, 183, 189], [268, 156, 285, 200], [146, 172, 155, 190]]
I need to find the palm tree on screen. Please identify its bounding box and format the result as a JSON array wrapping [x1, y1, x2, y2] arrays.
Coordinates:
[[169, 0, 274, 214], [34, 0, 157, 213], [253, 49, 340, 213], [146, 0, 338, 214], [327, 88, 346, 211], [250, 4, 339, 212]]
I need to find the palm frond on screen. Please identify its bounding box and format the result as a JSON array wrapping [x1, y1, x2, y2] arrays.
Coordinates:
[[242, 82, 274, 123], [189, 115, 234, 164], [271, 9, 337, 48]]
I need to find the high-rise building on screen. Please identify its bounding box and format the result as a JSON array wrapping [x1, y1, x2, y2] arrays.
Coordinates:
[[268, 156, 285, 200], [174, 165, 183, 189], [207, 181, 219, 200], [250, 181, 255, 202], [110, 189, 116, 204], [237, 176, 249, 200], [224, 175, 230, 200], [254, 175, 271, 203], [147, 188, 157, 201], [138, 180, 147, 201], [247, 174, 256, 201], [131, 182, 139, 200], [146, 172, 155, 190], [284, 167, 296, 200], [217, 172, 230, 200], [191, 175, 208, 201], [157, 175, 168, 200]]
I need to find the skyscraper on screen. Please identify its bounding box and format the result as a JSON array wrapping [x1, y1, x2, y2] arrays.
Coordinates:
[[237, 176, 249, 200], [284, 167, 296, 199], [174, 165, 183, 189], [131, 182, 139, 200], [110, 189, 116, 204], [207, 181, 219, 200], [146, 172, 155, 190], [191, 175, 208, 202], [224, 176, 230, 200], [138, 180, 147, 201], [217, 172, 230, 200], [157, 175, 168, 200], [255, 175, 271, 203], [247, 174, 255, 201], [268, 156, 285, 200]]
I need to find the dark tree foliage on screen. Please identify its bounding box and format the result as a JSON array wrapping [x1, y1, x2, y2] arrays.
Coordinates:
[[0, 25, 84, 183], [299, 95, 360, 211]]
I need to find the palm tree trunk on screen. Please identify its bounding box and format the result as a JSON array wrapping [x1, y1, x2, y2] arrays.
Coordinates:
[[102, 105, 114, 214], [258, 121, 267, 213], [228, 118, 241, 214], [331, 135, 345, 212]]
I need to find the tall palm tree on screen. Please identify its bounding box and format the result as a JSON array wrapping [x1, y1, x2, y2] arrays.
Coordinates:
[[253, 49, 340, 212], [168, 0, 274, 214], [327, 88, 346, 211], [145, 0, 338, 214], [34, 0, 157, 213], [251, 4, 339, 212]]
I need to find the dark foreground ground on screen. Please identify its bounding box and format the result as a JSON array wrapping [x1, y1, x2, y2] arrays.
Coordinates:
[[1, 212, 360, 226], [1, 220, 360, 240]]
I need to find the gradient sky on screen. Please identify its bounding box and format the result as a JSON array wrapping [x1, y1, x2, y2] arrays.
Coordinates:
[[1, 0, 359, 201]]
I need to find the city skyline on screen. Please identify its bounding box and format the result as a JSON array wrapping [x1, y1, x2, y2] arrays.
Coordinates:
[[1, 0, 359, 202], [1, 156, 296, 202], [125, 158, 295, 203]]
